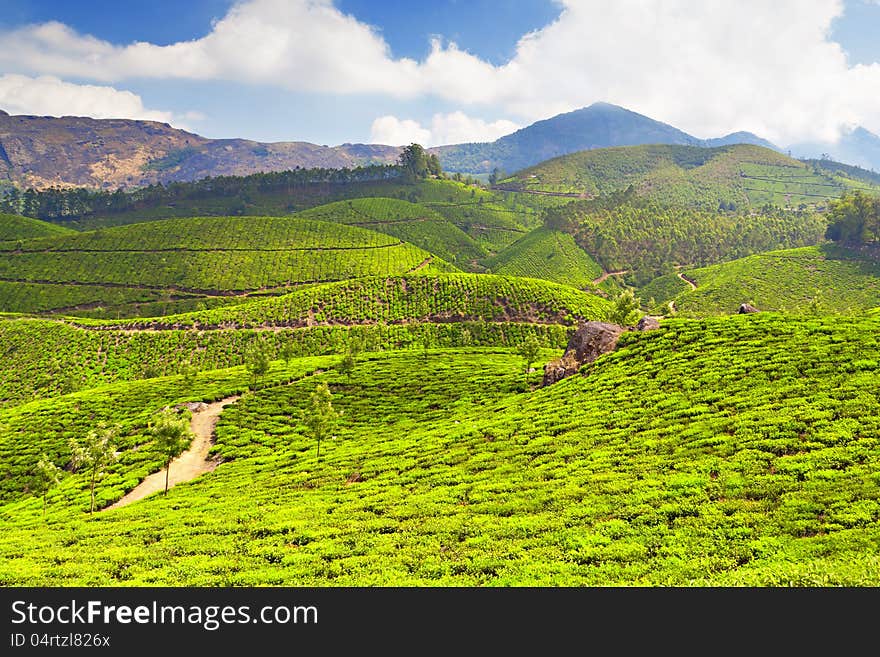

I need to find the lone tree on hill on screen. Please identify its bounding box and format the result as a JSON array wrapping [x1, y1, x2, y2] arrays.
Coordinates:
[[302, 382, 341, 462], [337, 349, 356, 382], [247, 346, 271, 388], [150, 409, 195, 495], [398, 143, 441, 183], [336, 338, 363, 381], [279, 341, 297, 368], [517, 335, 542, 379], [32, 456, 63, 517], [69, 424, 118, 513], [180, 361, 199, 387]]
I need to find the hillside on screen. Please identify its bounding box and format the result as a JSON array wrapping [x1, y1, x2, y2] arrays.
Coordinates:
[[73, 274, 612, 330], [0, 215, 453, 316], [484, 227, 603, 288], [0, 212, 74, 241], [544, 197, 826, 283], [0, 111, 400, 190], [500, 144, 880, 209], [296, 198, 487, 265], [1, 314, 879, 585], [667, 245, 880, 316]]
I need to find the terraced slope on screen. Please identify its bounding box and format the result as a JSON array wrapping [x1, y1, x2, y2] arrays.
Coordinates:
[[78, 273, 611, 329], [484, 228, 603, 288], [0, 216, 454, 316], [0, 213, 75, 241], [671, 245, 880, 316], [297, 198, 486, 265], [0, 316, 571, 406], [1, 315, 879, 585], [500, 144, 880, 209]]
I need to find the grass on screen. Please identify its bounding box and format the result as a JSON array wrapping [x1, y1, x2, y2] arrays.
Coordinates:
[[0, 215, 454, 315], [74, 273, 612, 329], [0, 213, 75, 241], [1, 314, 878, 585], [484, 227, 603, 288], [0, 317, 571, 406], [501, 144, 880, 210], [296, 197, 487, 265], [673, 245, 880, 316]]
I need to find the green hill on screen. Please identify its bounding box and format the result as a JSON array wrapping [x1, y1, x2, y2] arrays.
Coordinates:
[[296, 198, 486, 265], [484, 228, 603, 288], [544, 197, 825, 284], [0, 213, 75, 241], [1, 313, 879, 585], [500, 144, 880, 210], [669, 245, 880, 316], [78, 273, 611, 330], [0, 216, 454, 317]]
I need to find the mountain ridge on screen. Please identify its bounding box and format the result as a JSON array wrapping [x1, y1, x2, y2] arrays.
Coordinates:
[[2, 103, 877, 190]]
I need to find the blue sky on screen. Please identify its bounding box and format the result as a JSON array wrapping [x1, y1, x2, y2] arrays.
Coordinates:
[[0, 1, 878, 147]]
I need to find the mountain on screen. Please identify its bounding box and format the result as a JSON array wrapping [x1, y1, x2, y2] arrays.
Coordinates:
[[433, 103, 701, 175], [704, 131, 778, 149], [789, 126, 880, 173], [0, 110, 400, 190], [432, 103, 786, 175]]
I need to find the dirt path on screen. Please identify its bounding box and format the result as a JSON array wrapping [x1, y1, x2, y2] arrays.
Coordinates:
[[677, 271, 697, 291], [407, 256, 434, 273], [105, 395, 240, 510], [592, 270, 628, 285]]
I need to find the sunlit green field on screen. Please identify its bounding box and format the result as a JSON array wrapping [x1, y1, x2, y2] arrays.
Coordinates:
[[2, 315, 878, 586]]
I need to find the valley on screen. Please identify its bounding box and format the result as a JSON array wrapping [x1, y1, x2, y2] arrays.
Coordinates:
[[1, 135, 878, 587]]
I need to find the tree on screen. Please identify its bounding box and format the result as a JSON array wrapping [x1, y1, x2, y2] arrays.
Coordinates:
[[398, 144, 430, 183], [427, 153, 442, 177], [337, 350, 356, 381], [825, 190, 880, 245], [301, 383, 340, 462], [517, 336, 541, 378], [150, 409, 195, 495], [69, 425, 118, 513], [33, 456, 62, 517], [247, 346, 271, 388], [180, 361, 199, 387], [609, 289, 641, 326], [279, 341, 297, 368]]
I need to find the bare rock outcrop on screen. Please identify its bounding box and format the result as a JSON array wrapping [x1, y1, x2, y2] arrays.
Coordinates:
[[542, 316, 663, 386], [738, 303, 760, 314], [542, 321, 627, 385]]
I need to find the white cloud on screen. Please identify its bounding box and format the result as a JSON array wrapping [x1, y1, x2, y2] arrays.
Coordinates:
[[0, 2, 422, 96], [0, 73, 175, 123], [369, 115, 432, 146], [0, 0, 878, 144], [370, 111, 520, 146]]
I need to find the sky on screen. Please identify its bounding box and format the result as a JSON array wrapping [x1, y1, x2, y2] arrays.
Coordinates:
[[0, 0, 878, 147]]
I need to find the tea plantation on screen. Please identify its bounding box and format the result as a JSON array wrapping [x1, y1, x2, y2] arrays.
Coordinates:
[[2, 155, 879, 588], [484, 227, 603, 288], [0, 216, 453, 316], [1, 314, 879, 585], [670, 245, 880, 315]]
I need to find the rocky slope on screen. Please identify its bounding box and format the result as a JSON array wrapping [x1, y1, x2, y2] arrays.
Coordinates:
[[0, 110, 400, 189]]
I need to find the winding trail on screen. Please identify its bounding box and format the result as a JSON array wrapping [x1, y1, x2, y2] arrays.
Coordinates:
[[105, 395, 240, 510], [677, 271, 697, 291], [592, 270, 629, 285]]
